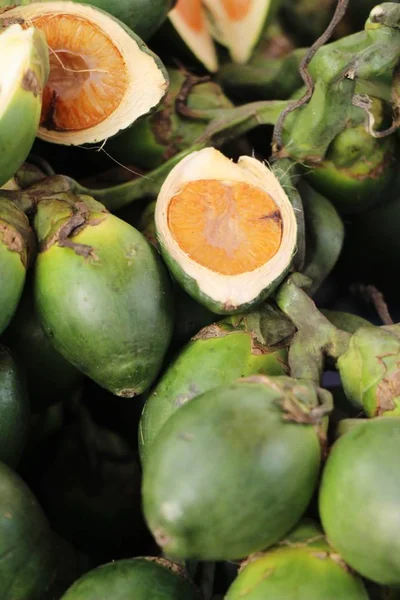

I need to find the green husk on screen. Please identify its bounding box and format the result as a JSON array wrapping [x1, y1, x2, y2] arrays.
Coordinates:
[[60, 557, 201, 600], [319, 417, 400, 586], [304, 98, 399, 214], [142, 376, 330, 560], [0, 345, 30, 466], [0, 196, 35, 335], [33, 193, 174, 396], [226, 520, 368, 599], [139, 303, 293, 464]]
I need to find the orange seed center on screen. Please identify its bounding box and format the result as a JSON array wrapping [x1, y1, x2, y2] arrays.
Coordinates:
[[168, 179, 282, 276], [221, 0, 252, 21], [31, 14, 129, 131]]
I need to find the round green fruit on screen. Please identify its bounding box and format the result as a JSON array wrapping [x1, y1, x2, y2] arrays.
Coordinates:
[[34, 195, 174, 397], [319, 417, 400, 586], [139, 306, 290, 464], [226, 520, 368, 599], [0, 460, 54, 599], [0, 345, 30, 467], [0, 196, 34, 336], [60, 557, 200, 600], [305, 120, 398, 215], [337, 325, 400, 417], [143, 376, 326, 560]]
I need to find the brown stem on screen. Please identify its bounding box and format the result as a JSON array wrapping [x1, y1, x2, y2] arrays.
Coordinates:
[[272, 0, 350, 155], [352, 91, 400, 139], [175, 71, 212, 120], [57, 201, 93, 257], [351, 283, 394, 325]]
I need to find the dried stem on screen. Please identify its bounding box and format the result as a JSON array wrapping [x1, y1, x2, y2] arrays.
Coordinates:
[[272, 0, 350, 156], [351, 283, 394, 325], [175, 71, 211, 120]]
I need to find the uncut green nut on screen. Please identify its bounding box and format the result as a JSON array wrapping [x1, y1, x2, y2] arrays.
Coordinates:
[[0, 197, 34, 335], [305, 108, 398, 215], [0, 345, 30, 467], [139, 304, 292, 465], [33, 193, 174, 397], [0, 23, 49, 188], [337, 325, 400, 417], [319, 416, 400, 586], [0, 460, 54, 600], [142, 375, 330, 561], [60, 557, 200, 600], [226, 520, 368, 600]]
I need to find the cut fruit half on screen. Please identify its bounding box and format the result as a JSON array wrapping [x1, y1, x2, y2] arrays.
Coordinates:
[[169, 0, 218, 72], [155, 147, 297, 314], [203, 0, 278, 64], [3, 2, 169, 145], [166, 0, 279, 69], [0, 23, 49, 187]]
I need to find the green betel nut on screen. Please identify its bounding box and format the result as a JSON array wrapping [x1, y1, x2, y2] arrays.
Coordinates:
[[338, 325, 400, 417], [33, 193, 174, 397], [142, 376, 330, 560], [226, 520, 368, 599]]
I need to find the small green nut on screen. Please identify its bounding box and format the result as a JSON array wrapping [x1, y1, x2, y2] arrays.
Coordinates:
[[337, 325, 400, 417], [226, 520, 368, 600]]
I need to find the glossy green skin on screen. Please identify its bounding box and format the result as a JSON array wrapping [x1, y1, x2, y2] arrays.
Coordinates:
[[305, 125, 398, 215], [60, 558, 200, 600], [226, 520, 368, 599], [0, 345, 29, 466], [0, 197, 32, 335], [0, 79, 41, 188], [0, 0, 176, 41], [34, 211, 174, 397], [143, 381, 321, 560], [139, 329, 288, 464], [3, 279, 83, 412], [337, 326, 400, 417], [0, 237, 26, 336], [319, 417, 400, 586], [0, 460, 54, 599]]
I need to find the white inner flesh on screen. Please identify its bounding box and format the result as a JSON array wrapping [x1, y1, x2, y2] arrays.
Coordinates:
[[169, 5, 218, 72], [202, 0, 270, 64], [3, 2, 169, 145], [0, 25, 34, 119], [156, 147, 297, 308]]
